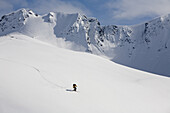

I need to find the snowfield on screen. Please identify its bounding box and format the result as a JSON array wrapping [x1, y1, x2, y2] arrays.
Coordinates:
[[0, 33, 170, 113]]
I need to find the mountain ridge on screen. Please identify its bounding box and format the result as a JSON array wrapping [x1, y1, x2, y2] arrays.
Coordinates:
[[1, 8, 170, 77]]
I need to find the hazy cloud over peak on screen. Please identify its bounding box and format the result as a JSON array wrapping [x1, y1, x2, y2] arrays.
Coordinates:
[[107, 0, 170, 19], [30, 0, 91, 16]]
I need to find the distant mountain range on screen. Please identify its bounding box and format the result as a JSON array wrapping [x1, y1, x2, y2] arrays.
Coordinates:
[[1, 8, 170, 77]]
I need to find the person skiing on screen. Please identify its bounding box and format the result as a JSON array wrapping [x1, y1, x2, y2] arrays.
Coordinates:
[[73, 84, 77, 91]]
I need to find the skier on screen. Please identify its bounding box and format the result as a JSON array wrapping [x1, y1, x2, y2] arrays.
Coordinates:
[[73, 84, 77, 91]]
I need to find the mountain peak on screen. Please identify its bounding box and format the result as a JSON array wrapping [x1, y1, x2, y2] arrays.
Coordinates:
[[0, 8, 38, 20], [0, 8, 38, 36]]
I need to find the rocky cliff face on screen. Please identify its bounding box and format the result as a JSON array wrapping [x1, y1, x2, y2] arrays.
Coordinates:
[[1, 9, 170, 76]]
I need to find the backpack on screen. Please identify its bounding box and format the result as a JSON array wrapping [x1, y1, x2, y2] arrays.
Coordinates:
[[73, 84, 77, 88]]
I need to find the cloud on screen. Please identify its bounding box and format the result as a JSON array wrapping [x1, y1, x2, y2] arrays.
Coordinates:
[[0, 0, 28, 17], [0, 0, 15, 17], [30, 0, 91, 16], [106, 0, 170, 20]]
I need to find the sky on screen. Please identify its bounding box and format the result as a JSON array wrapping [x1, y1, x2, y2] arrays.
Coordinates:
[[1, 0, 170, 25]]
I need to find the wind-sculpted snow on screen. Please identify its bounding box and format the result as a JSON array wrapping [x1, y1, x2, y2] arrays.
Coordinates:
[[0, 9, 170, 76]]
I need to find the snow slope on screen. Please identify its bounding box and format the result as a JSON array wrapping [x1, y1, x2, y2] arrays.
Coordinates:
[[0, 33, 170, 113], [0, 8, 170, 77]]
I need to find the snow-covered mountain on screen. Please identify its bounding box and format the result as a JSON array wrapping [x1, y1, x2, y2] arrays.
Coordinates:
[[0, 9, 170, 113], [1, 9, 170, 77]]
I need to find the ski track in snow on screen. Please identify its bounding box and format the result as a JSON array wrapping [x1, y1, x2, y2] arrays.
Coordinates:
[[0, 57, 66, 89], [0, 35, 170, 113]]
